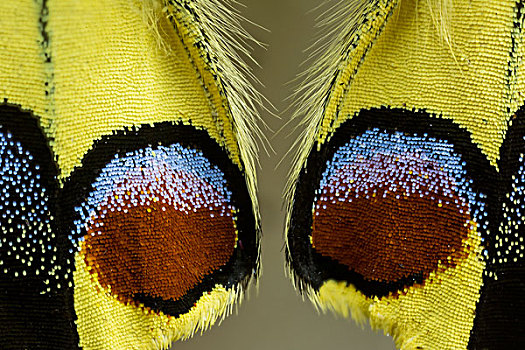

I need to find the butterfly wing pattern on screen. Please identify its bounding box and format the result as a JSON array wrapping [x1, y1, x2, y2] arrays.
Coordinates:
[[286, 1, 525, 349], [0, 0, 262, 349]]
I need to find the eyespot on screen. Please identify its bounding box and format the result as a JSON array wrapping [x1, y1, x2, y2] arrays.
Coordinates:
[[61, 122, 257, 316], [73, 144, 238, 302], [312, 129, 478, 284], [287, 108, 495, 297]]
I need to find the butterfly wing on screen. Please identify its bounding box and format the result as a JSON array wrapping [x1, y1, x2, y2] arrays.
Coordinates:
[[287, 1, 525, 348], [0, 0, 261, 349]]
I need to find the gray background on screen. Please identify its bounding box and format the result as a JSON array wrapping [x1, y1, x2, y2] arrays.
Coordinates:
[[176, 1, 397, 349]]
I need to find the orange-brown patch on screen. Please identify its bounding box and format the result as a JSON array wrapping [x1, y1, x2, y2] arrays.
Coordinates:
[[312, 185, 469, 283], [83, 199, 236, 302]]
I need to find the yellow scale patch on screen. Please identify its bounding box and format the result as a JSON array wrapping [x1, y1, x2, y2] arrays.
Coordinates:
[[0, 0, 47, 117], [321, 0, 517, 167], [74, 244, 234, 350], [47, 0, 241, 179]]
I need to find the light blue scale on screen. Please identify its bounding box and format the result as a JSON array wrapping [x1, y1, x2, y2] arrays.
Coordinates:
[[316, 129, 485, 227], [71, 144, 235, 247]]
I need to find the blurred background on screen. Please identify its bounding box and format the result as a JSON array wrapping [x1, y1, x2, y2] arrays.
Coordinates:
[[177, 1, 397, 349]]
